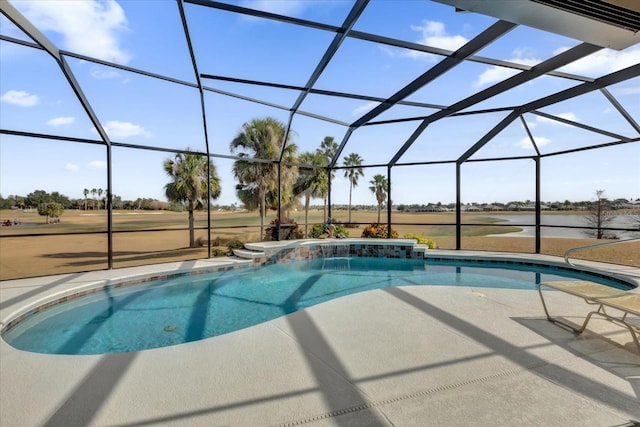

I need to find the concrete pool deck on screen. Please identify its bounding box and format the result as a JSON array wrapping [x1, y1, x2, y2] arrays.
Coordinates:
[[1, 249, 639, 426]]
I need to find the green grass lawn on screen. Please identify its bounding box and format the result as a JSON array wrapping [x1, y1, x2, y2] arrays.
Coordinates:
[[2, 208, 636, 280]]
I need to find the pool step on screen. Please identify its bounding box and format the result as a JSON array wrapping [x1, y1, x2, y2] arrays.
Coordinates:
[[232, 248, 265, 260], [415, 244, 428, 256]]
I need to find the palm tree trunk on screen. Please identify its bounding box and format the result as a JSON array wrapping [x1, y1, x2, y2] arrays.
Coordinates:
[[377, 204, 381, 224], [323, 196, 327, 221], [188, 202, 195, 247], [304, 194, 310, 238], [348, 183, 353, 223], [260, 191, 266, 241]]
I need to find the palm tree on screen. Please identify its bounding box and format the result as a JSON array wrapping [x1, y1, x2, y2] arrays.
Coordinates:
[[277, 144, 299, 218], [164, 150, 221, 248], [316, 136, 338, 220], [369, 174, 388, 224], [318, 136, 338, 160], [343, 153, 364, 224], [294, 151, 326, 237], [83, 188, 89, 211], [97, 188, 103, 210], [230, 117, 296, 240], [91, 188, 97, 210]]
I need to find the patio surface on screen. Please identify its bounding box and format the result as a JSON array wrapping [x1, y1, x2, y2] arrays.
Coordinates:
[[1, 250, 639, 426]]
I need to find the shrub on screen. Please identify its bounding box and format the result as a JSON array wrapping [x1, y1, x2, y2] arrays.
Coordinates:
[[309, 223, 326, 238], [309, 220, 350, 238], [334, 223, 349, 238], [211, 247, 231, 257], [361, 223, 398, 238], [227, 239, 244, 250], [328, 219, 349, 237], [195, 236, 233, 248], [264, 217, 304, 241], [403, 233, 437, 249]]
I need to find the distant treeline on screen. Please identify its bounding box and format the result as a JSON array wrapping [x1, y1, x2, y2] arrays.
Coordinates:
[[323, 198, 640, 212], [1, 190, 638, 213], [0, 190, 241, 212], [0, 190, 162, 211]]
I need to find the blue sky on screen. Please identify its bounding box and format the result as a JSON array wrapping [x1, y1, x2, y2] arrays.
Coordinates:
[[1, 0, 638, 207]]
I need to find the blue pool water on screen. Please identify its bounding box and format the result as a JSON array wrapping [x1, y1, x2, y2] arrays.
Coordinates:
[[2, 257, 633, 355]]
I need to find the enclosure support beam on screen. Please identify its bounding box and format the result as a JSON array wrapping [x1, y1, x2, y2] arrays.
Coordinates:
[[600, 87, 640, 134], [351, 20, 516, 129], [2, 1, 116, 268], [290, 0, 367, 113], [327, 166, 332, 222], [458, 111, 520, 163], [456, 162, 462, 250], [277, 164, 282, 241], [535, 157, 541, 254], [387, 166, 393, 238], [177, 0, 213, 256], [530, 110, 632, 142]]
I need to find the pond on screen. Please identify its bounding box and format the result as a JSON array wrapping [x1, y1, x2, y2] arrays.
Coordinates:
[[488, 214, 638, 239]]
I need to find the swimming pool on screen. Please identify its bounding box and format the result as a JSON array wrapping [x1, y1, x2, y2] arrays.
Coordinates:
[[1, 256, 634, 355]]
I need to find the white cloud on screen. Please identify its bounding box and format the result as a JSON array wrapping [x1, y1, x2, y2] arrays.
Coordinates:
[[16, 0, 131, 64], [535, 112, 578, 126], [475, 46, 639, 89], [103, 121, 152, 139], [1, 90, 39, 107], [47, 116, 75, 126], [238, 0, 346, 19], [90, 67, 126, 81], [554, 46, 640, 75], [411, 21, 468, 51], [88, 160, 107, 169], [388, 21, 468, 62], [515, 136, 551, 150], [65, 163, 79, 171], [378, 45, 397, 58], [353, 102, 379, 116], [534, 137, 551, 148], [474, 67, 518, 88], [474, 58, 540, 88]]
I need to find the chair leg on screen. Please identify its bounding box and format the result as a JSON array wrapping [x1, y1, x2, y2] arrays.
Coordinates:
[[538, 284, 584, 334], [537, 284, 640, 353], [624, 324, 640, 353]]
